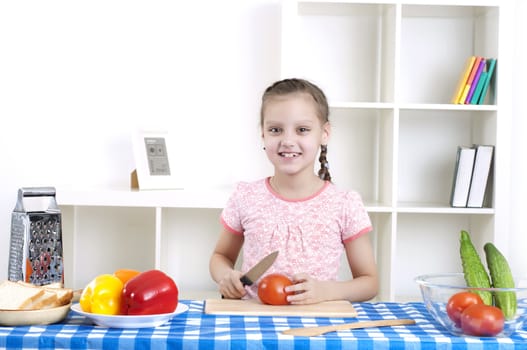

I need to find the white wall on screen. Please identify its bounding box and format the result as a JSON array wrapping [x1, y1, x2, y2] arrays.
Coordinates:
[[0, 0, 278, 276], [1, 1, 526, 290]]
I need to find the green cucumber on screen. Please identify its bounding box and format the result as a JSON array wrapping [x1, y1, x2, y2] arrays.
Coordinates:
[[459, 230, 493, 305], [484, 242, 517, 319]]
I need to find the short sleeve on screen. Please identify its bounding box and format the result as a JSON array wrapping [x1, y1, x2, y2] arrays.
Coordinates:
[[341, 191, 372, 243], [220, 182, 244, 235]]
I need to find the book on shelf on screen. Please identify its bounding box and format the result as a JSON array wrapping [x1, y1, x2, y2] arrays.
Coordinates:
[[470, 71, 488, 104], [451, 56, 476, 104], [467, 145, 494, 207], [458, 85, 471, 105], [450, 56, 497, 105], [477, 58, 497, 105], [458, 56, 483, 104], [464, 58, 486, 104], [450, 146, 476, 207]]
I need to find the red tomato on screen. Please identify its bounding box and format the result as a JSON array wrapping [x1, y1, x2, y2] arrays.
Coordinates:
[[258, 273, 294, 305], [446, 292, 484, 327], [460, 304, 505, 337]]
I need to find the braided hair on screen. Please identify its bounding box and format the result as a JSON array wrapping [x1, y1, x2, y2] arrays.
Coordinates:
[[318, 144, 331, 182], [260, 78, 332, 181]]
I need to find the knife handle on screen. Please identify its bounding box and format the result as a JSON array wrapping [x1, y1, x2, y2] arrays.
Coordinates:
[[240, 275, 253, 286], [221, 276, 253, 299]]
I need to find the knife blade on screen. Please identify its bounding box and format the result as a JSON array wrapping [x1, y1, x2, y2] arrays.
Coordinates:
[[240, 250, 279, 286]]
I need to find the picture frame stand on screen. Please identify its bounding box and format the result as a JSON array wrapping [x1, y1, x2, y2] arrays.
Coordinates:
[[132, 130, 184, 190]]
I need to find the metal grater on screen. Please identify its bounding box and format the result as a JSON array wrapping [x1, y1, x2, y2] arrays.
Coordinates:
[[8, 187, 64, 286]]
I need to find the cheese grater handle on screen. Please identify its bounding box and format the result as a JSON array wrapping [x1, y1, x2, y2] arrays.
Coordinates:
[[19, 187, 56, 197], [15, 187, 59, 212]]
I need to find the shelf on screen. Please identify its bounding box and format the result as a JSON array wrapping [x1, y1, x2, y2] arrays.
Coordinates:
[[56, 186, 233, 209], [331, 102, 395, 110], [400, 3, 499, 105], [398, 104, 498, 111], [60, 193, 494, 215], [330, 102, 498, 111], [282, 0, 505, 302], [281, 1, 397, 103], [395, 203, 494, 214], [364, 204, 393, 213]]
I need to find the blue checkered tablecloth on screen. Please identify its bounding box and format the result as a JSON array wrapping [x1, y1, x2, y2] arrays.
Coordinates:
[[1, 300, 526, 349]]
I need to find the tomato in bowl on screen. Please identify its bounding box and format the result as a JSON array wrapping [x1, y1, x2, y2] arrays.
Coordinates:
[[415, 273, 527, 337], [446, 291, 485, 327]]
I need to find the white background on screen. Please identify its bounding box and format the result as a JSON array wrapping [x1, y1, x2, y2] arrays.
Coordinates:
[[0, 1, 525, 290]]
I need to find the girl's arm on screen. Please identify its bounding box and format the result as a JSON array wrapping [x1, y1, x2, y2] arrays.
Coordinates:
[[209, 228, 246, 298], [285, 233, 379, 304]]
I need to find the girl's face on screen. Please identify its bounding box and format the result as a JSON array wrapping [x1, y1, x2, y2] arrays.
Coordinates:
[[261, 93, 330, 177]]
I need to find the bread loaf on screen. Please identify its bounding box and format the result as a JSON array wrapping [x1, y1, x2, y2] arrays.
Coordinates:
[[0, 280, 74, 310], [0, 280, 45, 310]]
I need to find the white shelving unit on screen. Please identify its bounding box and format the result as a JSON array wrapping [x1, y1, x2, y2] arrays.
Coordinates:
[[281, 0, 511, 301], [57, 0, 512, 302], [58, 187, 232, 299]]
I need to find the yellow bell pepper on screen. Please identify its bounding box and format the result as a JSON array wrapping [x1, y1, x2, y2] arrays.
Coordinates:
[[79, 274, 124, 315]]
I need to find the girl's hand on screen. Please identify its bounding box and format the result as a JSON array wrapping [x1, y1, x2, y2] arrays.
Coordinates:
[[284, 273, 329, 305], [218, 270, 247, 299]]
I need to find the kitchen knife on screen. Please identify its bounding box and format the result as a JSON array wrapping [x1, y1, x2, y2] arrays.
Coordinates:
[[240, 250, 279, 286]]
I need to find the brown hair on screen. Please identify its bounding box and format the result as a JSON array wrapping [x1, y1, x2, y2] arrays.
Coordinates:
[[260, 78, 331, 181]]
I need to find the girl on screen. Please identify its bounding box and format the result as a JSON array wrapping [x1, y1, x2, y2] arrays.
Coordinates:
[[209, 78, 378, 304]]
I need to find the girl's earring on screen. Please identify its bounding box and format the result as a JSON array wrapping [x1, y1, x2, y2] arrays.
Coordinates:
[[263, 147, 266, 150]]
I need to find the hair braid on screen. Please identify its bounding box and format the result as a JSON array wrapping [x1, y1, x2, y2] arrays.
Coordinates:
[[318, 144, 331, 182]]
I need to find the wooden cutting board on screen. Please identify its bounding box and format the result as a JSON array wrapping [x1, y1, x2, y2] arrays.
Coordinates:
[[204, 299, 357, 317]]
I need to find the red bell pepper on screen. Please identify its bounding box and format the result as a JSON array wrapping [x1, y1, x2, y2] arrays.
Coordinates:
[[120, 269, 179, 315]]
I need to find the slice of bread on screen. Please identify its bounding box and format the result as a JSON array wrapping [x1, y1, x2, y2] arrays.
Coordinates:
[[16, 281, 74, 308], [43, 282, 64, 289], [0, 280, 45, 310], [43, 286, 74, 307], [24, 289, 59, 310]]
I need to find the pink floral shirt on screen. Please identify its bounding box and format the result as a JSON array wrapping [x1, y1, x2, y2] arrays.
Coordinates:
[[220, 177, 372, 299]]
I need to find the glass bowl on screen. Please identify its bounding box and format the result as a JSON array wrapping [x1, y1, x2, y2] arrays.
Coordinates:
[[415, 273, 527, 337]]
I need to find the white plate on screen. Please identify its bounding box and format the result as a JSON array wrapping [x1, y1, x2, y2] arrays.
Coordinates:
[[0, 303, 71, 326], [70, 303, 189, 328]]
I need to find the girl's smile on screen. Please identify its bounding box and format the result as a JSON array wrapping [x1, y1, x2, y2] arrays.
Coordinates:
[[279, 152, 300, 158]]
